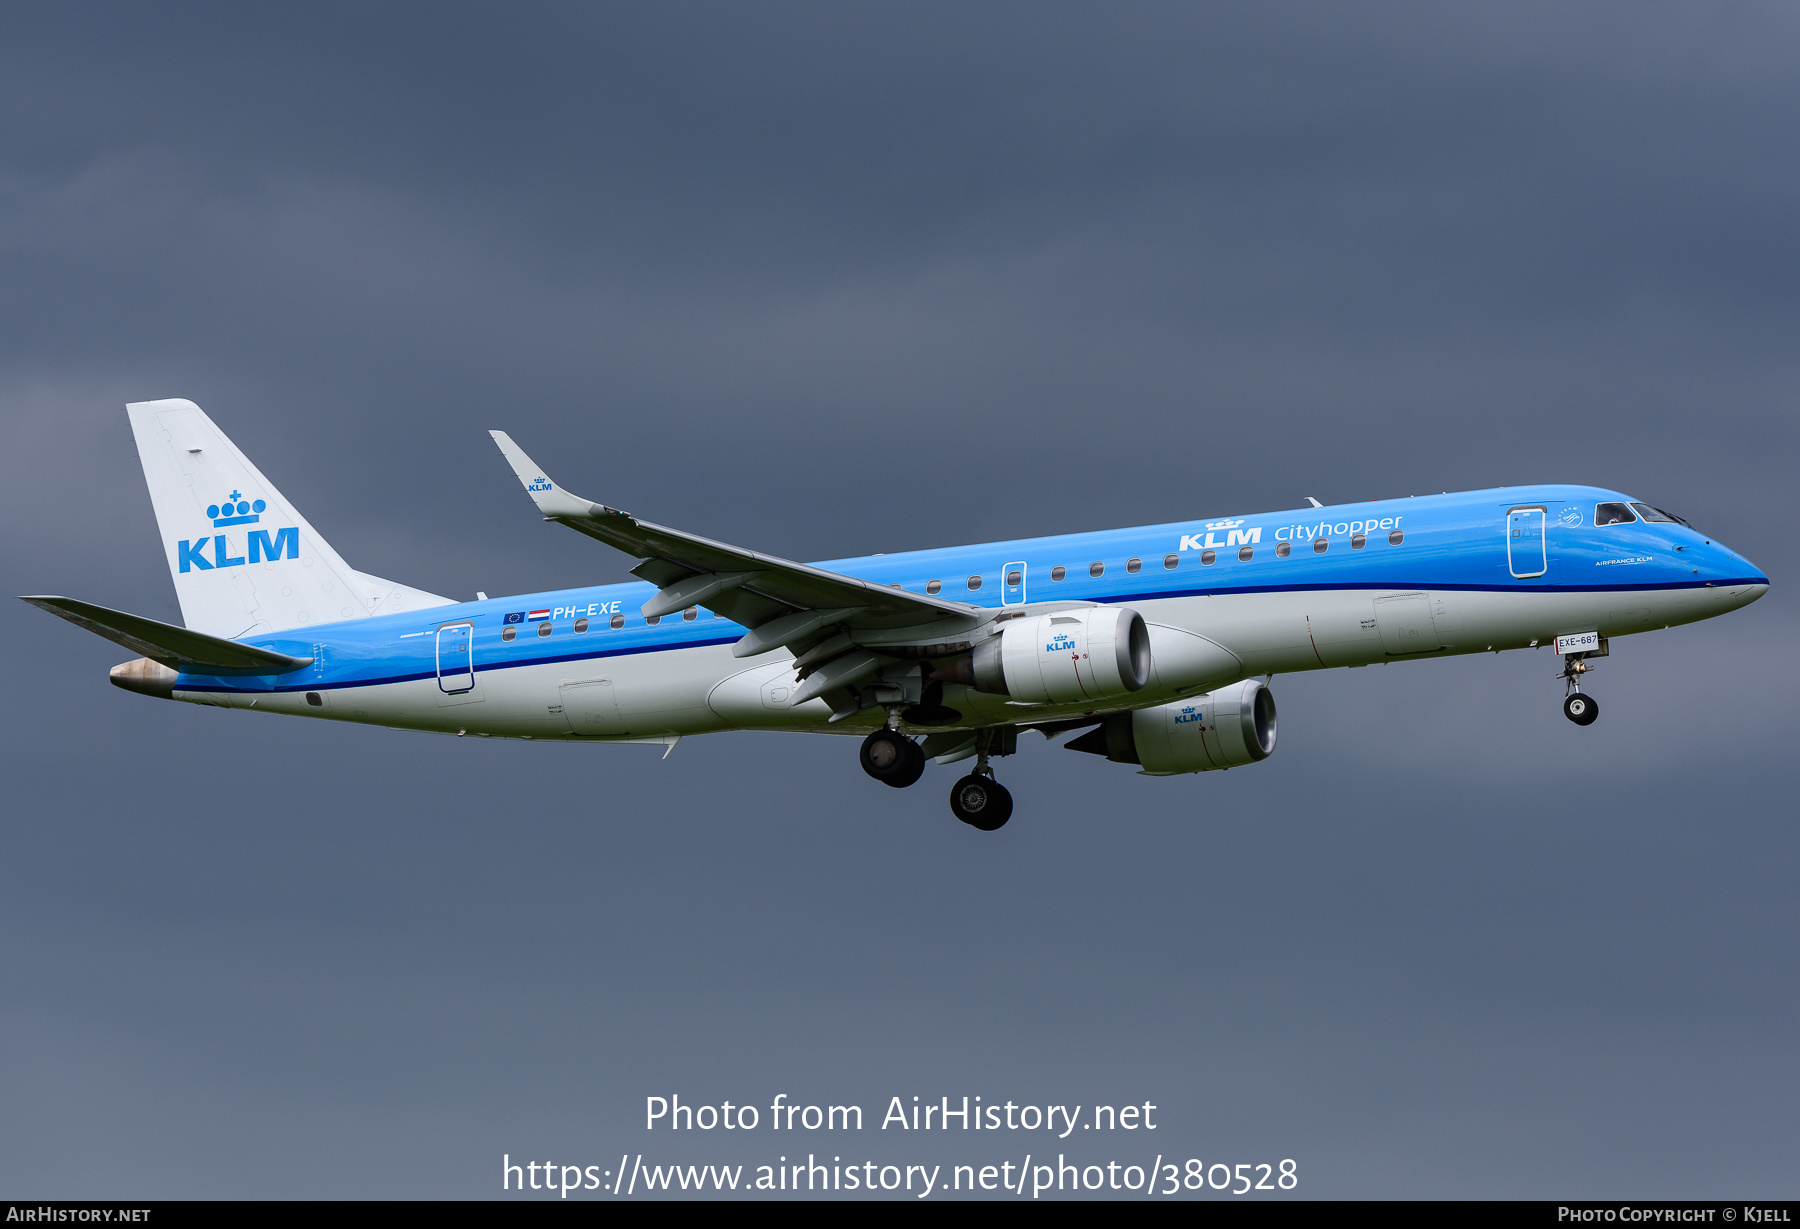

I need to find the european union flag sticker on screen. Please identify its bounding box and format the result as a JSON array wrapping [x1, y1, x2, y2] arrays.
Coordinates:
[[503, 611, 525, 624]]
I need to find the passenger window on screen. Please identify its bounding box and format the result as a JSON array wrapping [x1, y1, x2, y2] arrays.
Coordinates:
[[1595, 502, 1637, 526], [1388, 529, 1404, 545], [1006, 570, 1023, 586], [501, 626, 516, 642], [1163, 554, 1179, 569], [574, 617, 589, 633], [1313, 538, 1328, 553], [1275, 541, 1291, 558], [683, 607, 698, 621], [1089, 562, 1104, 577], [537, 622, 552, 637], [1238, 545, 1254, 561], [1630, 501, 1683, 524], [926, 579, 942, 595], [1201, 550, 1216, 566], [1351, 533, 1366, 549], [1126, 558, 1141, 574], [967, 576, 982, 590], [610, 614, 625, 630], [646, 615, 660, 625], [1051, 566, 1066, 581]]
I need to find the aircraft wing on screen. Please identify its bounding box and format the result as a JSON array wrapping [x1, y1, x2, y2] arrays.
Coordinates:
[[490, 432, 983, 665], [21, 596, 315, 676]]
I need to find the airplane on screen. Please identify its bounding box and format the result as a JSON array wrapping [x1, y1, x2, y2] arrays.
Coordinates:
[[24, 399, 1769, 831]]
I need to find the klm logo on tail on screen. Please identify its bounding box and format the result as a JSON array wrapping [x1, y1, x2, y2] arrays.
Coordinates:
[[179, 492, 297, 571], [207, 491, 266, 526]]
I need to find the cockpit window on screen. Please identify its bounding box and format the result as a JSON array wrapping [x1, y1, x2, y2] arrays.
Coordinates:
[[1630, 501, 1687, 525], [1595, 502, 1636, 526]]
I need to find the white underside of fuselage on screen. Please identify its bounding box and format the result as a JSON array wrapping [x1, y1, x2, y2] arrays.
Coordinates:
[[177, 582, 1765, 741]]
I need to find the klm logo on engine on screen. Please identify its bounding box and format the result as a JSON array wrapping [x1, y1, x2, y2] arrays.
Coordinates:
[[1174, 705, 1202, 725], [178, 493, 299, 571], [1047, 632, 1079, 654], [1179, 519, 1261, 552]]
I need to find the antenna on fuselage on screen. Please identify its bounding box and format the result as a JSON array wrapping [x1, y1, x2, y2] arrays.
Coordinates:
[[1305, 497, 1324, 508]]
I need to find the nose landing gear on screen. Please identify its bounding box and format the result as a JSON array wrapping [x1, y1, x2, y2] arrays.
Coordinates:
[[1560, 652, 1600, 726], [1563, 692, 1599, 725]]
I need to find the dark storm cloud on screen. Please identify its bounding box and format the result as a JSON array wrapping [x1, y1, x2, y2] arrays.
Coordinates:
[[1, 3, 1795, 1198]]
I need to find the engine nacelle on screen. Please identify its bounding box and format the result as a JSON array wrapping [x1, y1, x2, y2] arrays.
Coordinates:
[[959, 606, 1151, 704], [1067, 678, 1277, 775]]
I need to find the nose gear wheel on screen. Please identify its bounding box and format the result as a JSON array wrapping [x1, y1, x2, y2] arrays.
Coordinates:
[[1559, 651, 1600, 726], [1563, 692, 1599, 725]]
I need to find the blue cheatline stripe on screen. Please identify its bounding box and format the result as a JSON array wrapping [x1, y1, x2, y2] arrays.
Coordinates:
[[178, 635, 743, 694], [177, 574, 1765, 696]]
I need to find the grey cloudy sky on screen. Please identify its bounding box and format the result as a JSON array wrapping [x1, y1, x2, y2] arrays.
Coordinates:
[[2, 2, 1795, 1198]]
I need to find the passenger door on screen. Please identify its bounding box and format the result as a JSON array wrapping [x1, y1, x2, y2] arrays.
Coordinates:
[[1508, 506, 1547, 579], [436, 623, 474, 693], [435, 621, 485, 706]]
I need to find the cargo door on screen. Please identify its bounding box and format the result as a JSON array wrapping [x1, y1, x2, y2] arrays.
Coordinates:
[[1375, 592, 1443, 655], [560, 676, 622, 735]]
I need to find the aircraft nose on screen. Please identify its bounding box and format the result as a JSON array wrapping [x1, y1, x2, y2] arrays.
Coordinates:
[[1703, 541, 1768, 609], [1722, 581, 1769, 610]]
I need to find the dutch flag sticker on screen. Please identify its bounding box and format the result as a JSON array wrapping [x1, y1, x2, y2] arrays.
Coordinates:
[[528, 609, 551, 622]]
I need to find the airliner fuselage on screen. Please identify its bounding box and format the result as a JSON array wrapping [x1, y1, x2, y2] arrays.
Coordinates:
[[27, 401, 1769, 831]]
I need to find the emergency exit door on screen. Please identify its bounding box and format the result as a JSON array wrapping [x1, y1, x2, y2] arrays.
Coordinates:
[[1002, 561, 1027, 606]]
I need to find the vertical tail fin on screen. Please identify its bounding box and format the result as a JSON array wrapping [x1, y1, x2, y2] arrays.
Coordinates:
[[127, 399, 451, 637]]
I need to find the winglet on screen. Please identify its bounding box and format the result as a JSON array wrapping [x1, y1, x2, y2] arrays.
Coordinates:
[[489, 431, 607, 519]]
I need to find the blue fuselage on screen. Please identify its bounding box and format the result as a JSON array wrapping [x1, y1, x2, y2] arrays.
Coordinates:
[[174, 484, 1767, 736]]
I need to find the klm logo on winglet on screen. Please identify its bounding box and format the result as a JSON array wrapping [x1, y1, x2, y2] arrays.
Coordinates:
[[526, 475, 553, 493], [177, 494, 299, 572]]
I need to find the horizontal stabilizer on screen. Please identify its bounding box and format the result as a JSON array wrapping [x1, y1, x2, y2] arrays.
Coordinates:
[[21, 596, 314, 676]]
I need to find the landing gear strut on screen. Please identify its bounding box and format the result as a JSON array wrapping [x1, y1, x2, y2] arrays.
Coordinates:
[[1560, 653, 1600, 726], [949, 731, 1012, 830]]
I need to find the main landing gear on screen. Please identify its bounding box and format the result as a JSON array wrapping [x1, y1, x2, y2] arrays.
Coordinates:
[[858, 719, 1013, 830], [1560, 652, 1600, 726], [860, 726, 925, 788], [950, 771, 1012, 831]]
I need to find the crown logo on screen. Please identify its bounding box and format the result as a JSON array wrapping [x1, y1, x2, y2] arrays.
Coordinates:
[[207, 491, 265, 527], [1204, 518, 1245, 531]]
